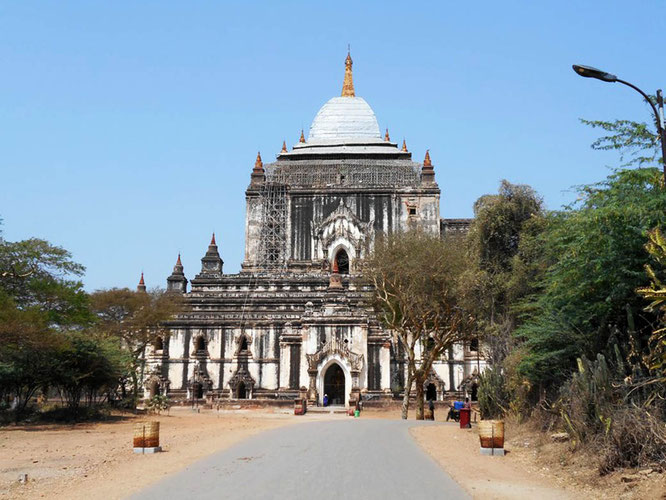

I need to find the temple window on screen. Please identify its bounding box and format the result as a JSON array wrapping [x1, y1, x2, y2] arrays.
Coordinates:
[[153, 336, 164, 351], [469, 338, 479, 352], [195, 336, 205, 352], [239, 336, 249, 353]]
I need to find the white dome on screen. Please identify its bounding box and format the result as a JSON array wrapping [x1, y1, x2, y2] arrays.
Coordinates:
[[308, 96, 381, 143]]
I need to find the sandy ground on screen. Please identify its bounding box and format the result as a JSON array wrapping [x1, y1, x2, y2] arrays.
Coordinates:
[[0, 407, 302, 500], [410, 415, 666, 500], [2, 407, 664, 499]]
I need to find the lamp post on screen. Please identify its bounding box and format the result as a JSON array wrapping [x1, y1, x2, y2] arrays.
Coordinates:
[[572, 64, 666, 185]]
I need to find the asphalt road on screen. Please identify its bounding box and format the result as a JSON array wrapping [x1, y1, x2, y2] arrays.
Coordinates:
[[131, 418, 468, 500]]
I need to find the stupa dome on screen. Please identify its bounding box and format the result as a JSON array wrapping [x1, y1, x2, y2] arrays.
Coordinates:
[[308, 96, 381, 143]]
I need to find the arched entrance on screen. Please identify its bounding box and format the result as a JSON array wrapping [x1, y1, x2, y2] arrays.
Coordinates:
[[323, 363, 346, 406], [335, 249, 349, 274], [237, 382, 247, 399], [426, 383, 437, 401]]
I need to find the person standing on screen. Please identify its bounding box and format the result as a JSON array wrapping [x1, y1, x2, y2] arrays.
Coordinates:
[[323, 393, 329, 407], [428, 399, 435, 421]]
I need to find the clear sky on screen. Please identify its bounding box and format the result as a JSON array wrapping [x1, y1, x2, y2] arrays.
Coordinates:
[[1, 1, 665, 291]]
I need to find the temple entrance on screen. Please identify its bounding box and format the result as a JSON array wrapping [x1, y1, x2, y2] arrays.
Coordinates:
[[237, 382, 247, 399], [426, 383, 437, 401], [323, 363, 346, 406], [335, 249, 349, 274]]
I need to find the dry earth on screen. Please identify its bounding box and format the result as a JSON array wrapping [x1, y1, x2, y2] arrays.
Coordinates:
[[411, 414, 666, 500], [2, 407, 664, 499], [0, 407, 300, 500]]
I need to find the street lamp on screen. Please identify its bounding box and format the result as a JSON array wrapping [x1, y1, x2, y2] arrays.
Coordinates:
[[572, 64, 666, 184]]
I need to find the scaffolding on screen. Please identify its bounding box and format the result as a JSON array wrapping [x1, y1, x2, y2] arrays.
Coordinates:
[[257, 182, 288, 270]]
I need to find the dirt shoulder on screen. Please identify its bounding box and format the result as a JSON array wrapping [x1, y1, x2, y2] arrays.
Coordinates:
[[0, 407, 303, 500], [410, 417, 666, 499]]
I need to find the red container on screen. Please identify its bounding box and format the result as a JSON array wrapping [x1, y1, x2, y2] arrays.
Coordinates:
[[459, 408, 471, 428]]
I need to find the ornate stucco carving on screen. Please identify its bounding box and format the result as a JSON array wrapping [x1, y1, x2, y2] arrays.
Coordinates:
[[306, 337, 364, 372]]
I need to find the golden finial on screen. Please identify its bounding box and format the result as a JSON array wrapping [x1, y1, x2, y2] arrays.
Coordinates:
[[253, 151, 263, 171], [424, 150, 432, 167], [401, 139, 407, 152], [299, 130, 305, 143], [384, 128, 390, 141], [341, 47, 355, 97], [281, 140, 287, 153]]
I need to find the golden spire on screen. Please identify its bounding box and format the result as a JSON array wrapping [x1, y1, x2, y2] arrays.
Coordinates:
[[384, 128, 390, 141], [281, 141, 287, 153], [424, 150, 432, 167], [341, 48, 355, 97], [402, 139, 408, 152], [299, 129, 305, 143]]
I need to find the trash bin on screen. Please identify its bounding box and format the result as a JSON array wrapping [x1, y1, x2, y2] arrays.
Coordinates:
[[459, 408, 471, 428], [294, 398, 306, 415]]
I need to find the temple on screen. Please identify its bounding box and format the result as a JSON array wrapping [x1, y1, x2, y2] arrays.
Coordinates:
[[142, 52, 484, 407]]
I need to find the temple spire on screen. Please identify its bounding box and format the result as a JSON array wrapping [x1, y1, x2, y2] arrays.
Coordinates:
[[384, 128, 390, 142], [137, 272, 146, 293], [281, 140, 287, 153], [341, 49, 355, 97], [210, 232, 217, 246], [299, 129, 305, 143], [402, 139, 408, 152], [253, 152, 263, 172], [423, 150, 432, 167], [421, 149, 435, 184]]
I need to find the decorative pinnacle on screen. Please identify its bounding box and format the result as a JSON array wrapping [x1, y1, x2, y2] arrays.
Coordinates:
[[254, 151, 263, 171], [210, 233, 216, 246], [281, 140, 287, 153], [176, 253, 182, 266], [139, 272, 145, 285], [384, 128, 390, 141], [299, 129, 305, 143], [402, 139, 407, 152], [341, 49, 355, 97], [423, 150, 432, 168]]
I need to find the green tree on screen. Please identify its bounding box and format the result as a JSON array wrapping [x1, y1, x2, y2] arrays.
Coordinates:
[[362, 231, 473, 420], [516, 167, 666, 388], [89, 288, 181, 405]]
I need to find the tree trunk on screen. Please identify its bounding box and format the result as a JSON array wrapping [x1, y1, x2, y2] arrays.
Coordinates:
[[401, 371, 413, 420], [415, 378, 425, 420]]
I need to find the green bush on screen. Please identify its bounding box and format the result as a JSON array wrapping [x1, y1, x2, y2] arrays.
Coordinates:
[[478, 365, 510, 419]]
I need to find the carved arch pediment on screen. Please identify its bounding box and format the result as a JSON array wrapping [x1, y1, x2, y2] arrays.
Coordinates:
[[306, 337, 364, 373]]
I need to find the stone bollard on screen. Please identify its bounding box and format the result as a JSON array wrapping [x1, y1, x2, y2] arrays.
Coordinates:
[[133, 421, 162, 454]]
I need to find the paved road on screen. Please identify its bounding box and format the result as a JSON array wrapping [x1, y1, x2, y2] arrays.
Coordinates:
[[131, 418, 468, 500]]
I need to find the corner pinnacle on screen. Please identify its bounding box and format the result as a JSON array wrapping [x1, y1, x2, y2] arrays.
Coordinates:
[[402, 139, 407, 152], [299, 130, 305, 143], [384, 128, 390, 142], [424, 150, 432, 167], [281, 140, 287, 153], [341, 49, 355, 97]]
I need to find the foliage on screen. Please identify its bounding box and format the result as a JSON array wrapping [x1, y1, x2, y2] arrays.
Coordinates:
[[637, 228, 666, 377], [557, 353, 666, 473], [462, 180, 546, 365], [362, 230, 473, 419], [516, 168, 666, 388], [146, 394, 170, 414], [477, 365, 510, 419], [580, 117, 661, 168], [52, 333, 128, 412], [89, 288, 182, 405]]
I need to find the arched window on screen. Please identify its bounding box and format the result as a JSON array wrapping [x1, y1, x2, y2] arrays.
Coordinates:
[[195, 336, 205, 352], [335, 249, 349, 274], [237, 382, 247, 399], [239, 336, 249, 353], [153, 336, 164, 351]]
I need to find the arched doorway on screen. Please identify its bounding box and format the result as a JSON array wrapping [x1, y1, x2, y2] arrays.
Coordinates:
[[335, 249, 349, 274], [323, 363, 346, 406], [471, 383, 478, 402], [426, 383, 437, 401], [237, 382, 247, 399]]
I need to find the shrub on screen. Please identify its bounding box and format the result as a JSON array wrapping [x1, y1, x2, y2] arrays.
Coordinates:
[[478, 365, 510, 419]]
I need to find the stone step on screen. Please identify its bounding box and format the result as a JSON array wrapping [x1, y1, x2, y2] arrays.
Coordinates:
[[306, 406, 348, 414]]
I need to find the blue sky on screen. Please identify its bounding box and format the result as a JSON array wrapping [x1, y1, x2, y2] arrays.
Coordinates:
[[1, 1, 665, 291]]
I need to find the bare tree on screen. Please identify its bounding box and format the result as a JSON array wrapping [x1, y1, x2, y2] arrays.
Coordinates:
[[362, 230, 474, 419]]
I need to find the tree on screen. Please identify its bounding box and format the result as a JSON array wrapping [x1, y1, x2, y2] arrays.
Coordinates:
[[461, 181, 545, 365], [362, 231, 473, 420], [516, 167, 666, 389], [0, 222, 91, 417], [89, 288, 182, 405]]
